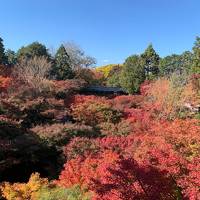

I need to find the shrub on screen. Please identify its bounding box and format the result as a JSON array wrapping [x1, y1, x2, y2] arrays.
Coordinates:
[[0, 96, 69, 128], [146, 75, 199, 119], [150, 119, 200, 160], [56, 151, 120, 188], [124, 108, 153, 132], [178, 156, 200, 199], [190, 73, 200, 92], [0, 173, 91, 200], [63, 135, 136, 161], [31, 123, 98, 148], [52, 79, 85, 99], [21, 98, 53, 128], [71, 99, 122, 126], [0, 76, 11, 92], [111, 95, 143, 111], [13, 56, 53, 95], [0, 120, 58, 183], [91, 157, 178, 200], [63, 137, 99, 160], [90, 70, 106, 85], [36, 184, 91, 200], [139, 80, 151, 96], [96, 135, 135, 155], [98, 120, 133, 136], [57, 152, 178, 199], [71, 95, 107, 105], [0, 173, 49, 200]]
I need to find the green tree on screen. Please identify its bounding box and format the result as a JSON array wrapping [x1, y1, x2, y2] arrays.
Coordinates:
[[120, 55, 145, 94], [180, 51, 193, 73], [141, 44, 160, 79], [159, 51, 193, 76], [51, 45, 74, 80], [0, 37, 6, 64], [17, 42, 50, 60], [192, 36, 200, 73], [107, 65, 123, 87], [5, 49, 17, 65]]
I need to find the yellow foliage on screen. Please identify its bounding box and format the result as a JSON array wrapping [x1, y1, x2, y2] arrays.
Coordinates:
[[95, 64, 123, 78], [0, 173, 48, 200]]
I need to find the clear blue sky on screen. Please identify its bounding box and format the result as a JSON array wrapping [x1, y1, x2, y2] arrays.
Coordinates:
[[0, 0, 200, 65]]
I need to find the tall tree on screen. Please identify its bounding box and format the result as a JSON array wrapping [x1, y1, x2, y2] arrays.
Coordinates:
[[5, 49, 17, 65], [180, 51, 193, 73], [0, 37, 6, 64], [192, 36, 200, 73], [51, 45, 74, 80], [159, 51, 193, 76], [141, 44, 160, 79], [120, 55, 145, 94], [17, 42, 50, 60], [64, 42, 96, 70]]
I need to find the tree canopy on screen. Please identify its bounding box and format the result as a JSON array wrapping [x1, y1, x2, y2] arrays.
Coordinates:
[[141, 44, 160, 79], [17, 42, 50, 60], [159, 51, 193, 76], [120, 55, 145, 94], [5, 49, 17, 65]]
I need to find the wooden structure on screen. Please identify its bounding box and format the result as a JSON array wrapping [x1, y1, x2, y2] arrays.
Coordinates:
[[80, 86, 127, 95]]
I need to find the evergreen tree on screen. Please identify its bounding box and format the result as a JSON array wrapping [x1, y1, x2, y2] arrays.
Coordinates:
[[141, 44, 160, 79], [192, 36, 200, 73], [159, 51, 193, 76], [52, 45, 74, 80], [0, 37, 6, 64], [5, 49, 17, 65], [120, 55, 145, 94]]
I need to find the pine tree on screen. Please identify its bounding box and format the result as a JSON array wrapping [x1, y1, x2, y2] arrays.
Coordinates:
[[52, 45, 74, 80], [141, 44, 160, 79], [0, 37, 6, 64]]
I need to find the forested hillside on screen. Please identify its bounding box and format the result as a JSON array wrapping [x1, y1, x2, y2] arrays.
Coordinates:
[[0, 36, 199, 200]]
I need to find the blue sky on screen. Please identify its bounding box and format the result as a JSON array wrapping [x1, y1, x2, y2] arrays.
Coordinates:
[[0, 0, 200, 65]]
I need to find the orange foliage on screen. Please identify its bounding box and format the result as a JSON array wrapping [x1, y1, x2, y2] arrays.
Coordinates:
[[0, 76, 12, 92], [0, 173, 48, 200], [71, 96, 122, 126], [1, 72, 200, 200], [57, 151, 120, 188], [146, 77, 199, 119]]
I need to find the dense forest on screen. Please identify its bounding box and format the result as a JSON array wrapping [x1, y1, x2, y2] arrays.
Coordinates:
[[0, 36, 199, 200]]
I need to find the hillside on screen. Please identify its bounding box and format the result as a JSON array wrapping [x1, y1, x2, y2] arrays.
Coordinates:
[[0, 36, 199, 200]]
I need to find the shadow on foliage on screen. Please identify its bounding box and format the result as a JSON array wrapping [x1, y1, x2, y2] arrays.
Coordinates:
[[0, 121, 59, 183]]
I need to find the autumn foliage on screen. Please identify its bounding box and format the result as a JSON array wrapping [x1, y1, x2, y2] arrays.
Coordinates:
[[0, 173, 49, 200], [0, 76, 11, 92], [0, 74, 200, 200]]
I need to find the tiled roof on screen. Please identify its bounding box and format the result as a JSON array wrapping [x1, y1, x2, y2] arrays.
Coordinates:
[[82, 86, 127, 93]]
